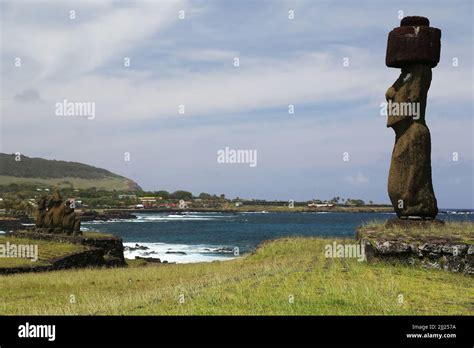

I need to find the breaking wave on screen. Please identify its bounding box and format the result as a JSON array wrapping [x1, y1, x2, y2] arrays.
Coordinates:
[[123, 242, 237, 264]]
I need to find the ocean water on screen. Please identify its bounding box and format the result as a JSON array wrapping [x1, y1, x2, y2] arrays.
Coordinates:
[[81, 210, 474, 264]]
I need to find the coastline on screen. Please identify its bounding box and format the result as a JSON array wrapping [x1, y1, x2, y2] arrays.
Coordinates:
[[100, 205, 395, 214]]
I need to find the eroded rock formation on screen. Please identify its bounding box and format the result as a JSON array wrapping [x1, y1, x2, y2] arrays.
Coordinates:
[[385, 16, 440, 219]]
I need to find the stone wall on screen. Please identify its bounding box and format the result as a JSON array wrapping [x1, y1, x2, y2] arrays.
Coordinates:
[[0, 248, 105, 275], [358, 233, 473, 275], [1, 230, 126, 275], [0, 218, 29, 232]]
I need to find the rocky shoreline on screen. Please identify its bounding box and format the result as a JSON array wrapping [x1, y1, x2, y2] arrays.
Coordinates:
[[79, 210, 137, 221]]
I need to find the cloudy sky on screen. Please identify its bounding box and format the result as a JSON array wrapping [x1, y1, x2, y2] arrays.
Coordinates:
[[0, 0, 472, 208]]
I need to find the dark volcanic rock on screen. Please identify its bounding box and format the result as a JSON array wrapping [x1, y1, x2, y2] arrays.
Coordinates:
[[386, 25, 441, 68], [360, 236, 472, 275], [125, 244, 149, 252], [33, 190, 81, 235], [80, 210, 137, 221], [4, 230, 126, 271], [135, 256, 162, 263]]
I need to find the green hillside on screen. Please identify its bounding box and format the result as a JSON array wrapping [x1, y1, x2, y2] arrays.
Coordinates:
[[0, 153, 141, 191]]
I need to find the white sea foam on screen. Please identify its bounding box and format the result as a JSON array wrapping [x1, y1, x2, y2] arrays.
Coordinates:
[[82, 213, 232, 225], [445, 210, 473, 215], [123, 242, 237, 264], [137, 214, 222, 221]]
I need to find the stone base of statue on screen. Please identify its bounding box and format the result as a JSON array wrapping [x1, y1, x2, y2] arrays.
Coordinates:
[[34, 227, 82, 236], [357, 224, 472, 274]]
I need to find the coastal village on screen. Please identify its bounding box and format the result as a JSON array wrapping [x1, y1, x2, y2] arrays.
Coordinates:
[[0, 183, 387, 222]]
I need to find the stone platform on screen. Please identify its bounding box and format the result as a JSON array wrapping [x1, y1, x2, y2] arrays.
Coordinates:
[[357, 224, 473, 275], [1, 230, 126, 275]]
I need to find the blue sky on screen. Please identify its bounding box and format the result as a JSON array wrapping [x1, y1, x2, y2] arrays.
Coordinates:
[[1, 0, 472, 208]]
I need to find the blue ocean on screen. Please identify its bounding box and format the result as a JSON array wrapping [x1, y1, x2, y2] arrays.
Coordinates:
[[81, 211, 474, 264]]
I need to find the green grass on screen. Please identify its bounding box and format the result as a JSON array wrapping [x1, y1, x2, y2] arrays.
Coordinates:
[[360, 221, 474, 244], [0, 237, 472, 315], [0, 175, 134, 191], [0, 236, 88, 268], [82, 231, 117, 239]]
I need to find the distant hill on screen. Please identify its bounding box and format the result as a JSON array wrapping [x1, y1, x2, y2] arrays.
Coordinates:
[[0, 153, 141, 191]]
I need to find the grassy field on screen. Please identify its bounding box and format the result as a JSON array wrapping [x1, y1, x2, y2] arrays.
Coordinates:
[[0, 237, 472, 315]]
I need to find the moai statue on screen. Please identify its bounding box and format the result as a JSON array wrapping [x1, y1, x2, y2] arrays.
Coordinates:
[[385, 16, 440, 220], [34, 197, 48, 232], [44, 190, 66, 233], [62, 200, 82, 236], [37, 191, 82, 234], [43, 197, 55, 233]]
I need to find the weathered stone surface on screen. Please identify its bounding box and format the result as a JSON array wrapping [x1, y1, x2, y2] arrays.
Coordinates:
[[62, 201, 81, 235], [0, 248, 105, 275], [35, 190, 82, 235], [386, 26, 441, 68], [360, 238, 472, 275], [3, 230, 127, 273], [375, 240, 415, 254], [135, 256, 162, 263], [385, 16, 440, 219], [34, 197, 47, 228]]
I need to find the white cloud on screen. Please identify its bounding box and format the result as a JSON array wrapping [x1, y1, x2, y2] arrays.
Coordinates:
[[0, 0, 472, 207], [344, 173, 369, 185], [1, 1, 189, 82]]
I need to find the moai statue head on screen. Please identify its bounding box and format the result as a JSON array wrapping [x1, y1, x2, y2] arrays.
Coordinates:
[[50, 190, 63, 206], [64, 200, 74, 214], [386, 16, 441, 69], [36, 197, 47, 211], [385, 16, 441, 128]]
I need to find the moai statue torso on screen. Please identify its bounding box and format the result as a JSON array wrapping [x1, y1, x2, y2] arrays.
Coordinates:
[[385, 16, 440, 219], [62, 201, 82, 236], [34, 197, 48, 229], [43, 190, 66, 233]]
